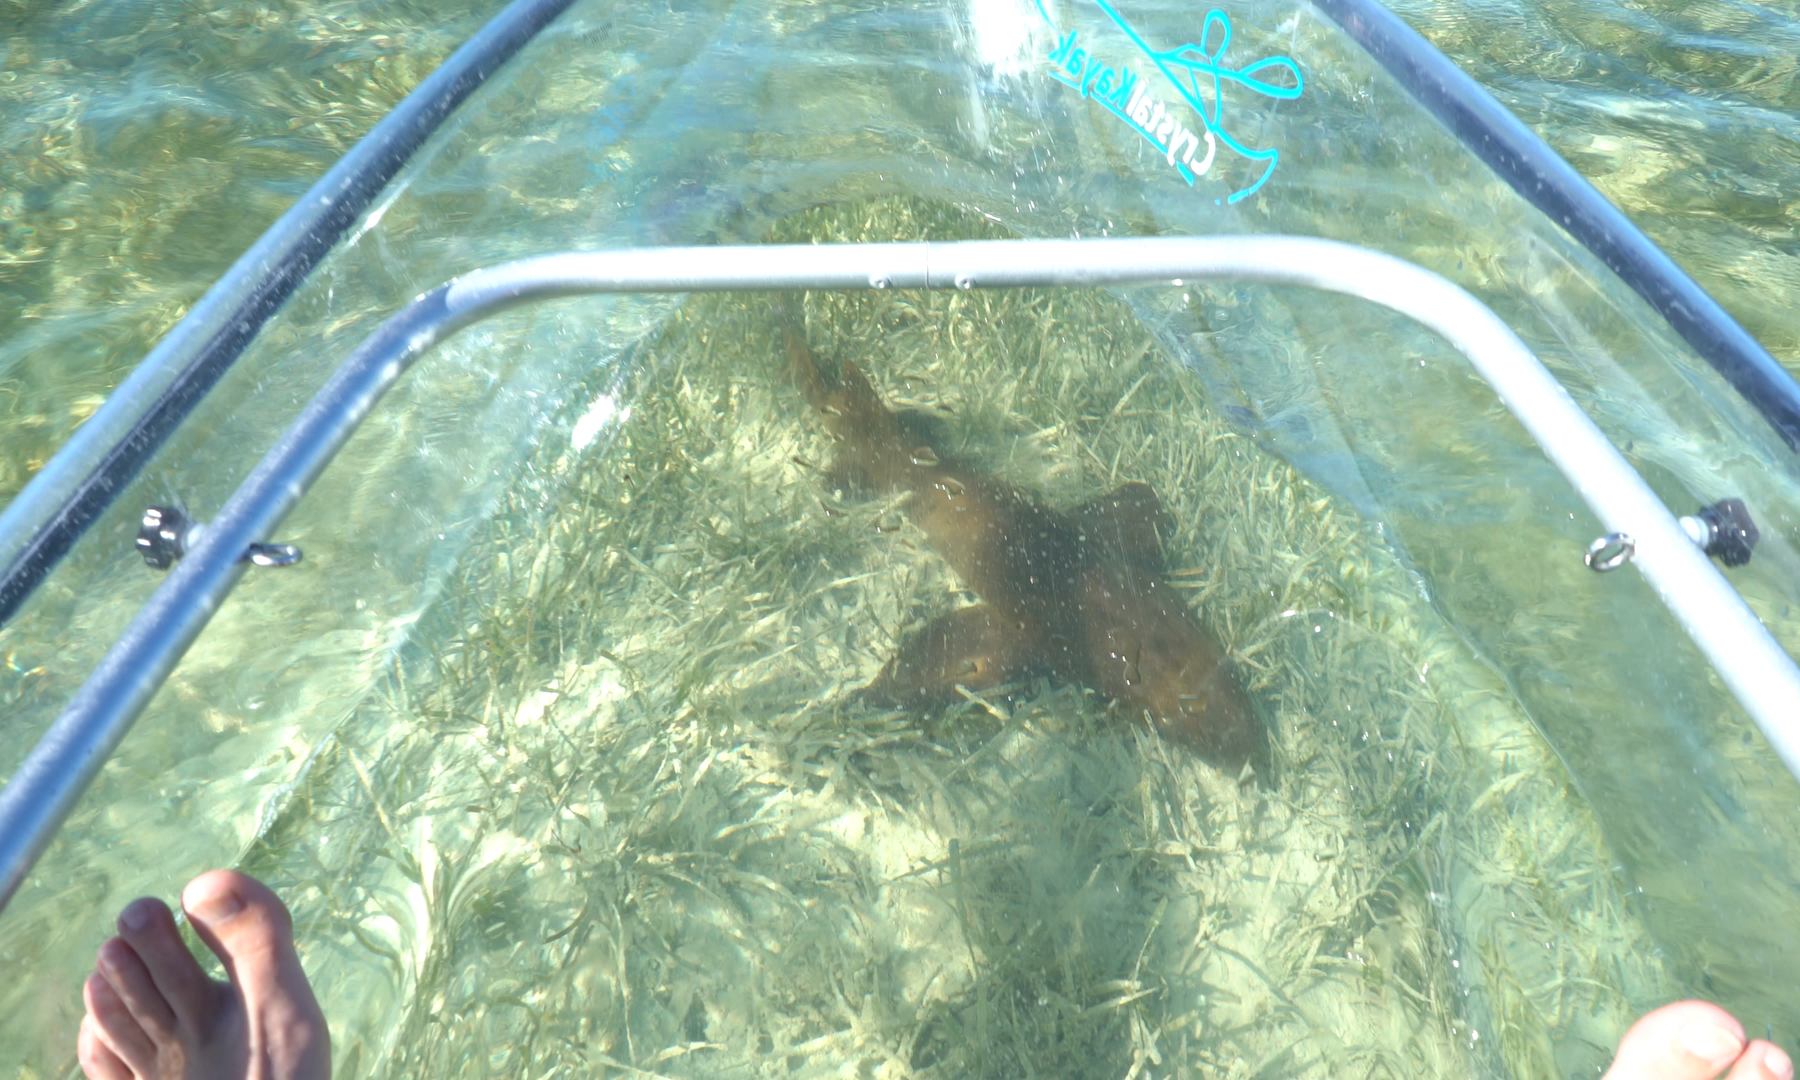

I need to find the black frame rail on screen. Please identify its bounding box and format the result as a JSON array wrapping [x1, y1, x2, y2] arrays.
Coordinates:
[[1314, 0, 1800, 452], [0, 0, 577, 627]]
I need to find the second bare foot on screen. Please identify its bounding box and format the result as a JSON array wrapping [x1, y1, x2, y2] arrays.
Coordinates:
[[1605, 1001, 1791, 1080]]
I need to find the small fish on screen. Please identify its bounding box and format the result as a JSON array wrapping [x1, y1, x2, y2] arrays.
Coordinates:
[[782, 299, 1265, 772]]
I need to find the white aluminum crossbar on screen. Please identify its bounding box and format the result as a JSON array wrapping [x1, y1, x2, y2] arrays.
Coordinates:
[[2, 236, 1794, 917]]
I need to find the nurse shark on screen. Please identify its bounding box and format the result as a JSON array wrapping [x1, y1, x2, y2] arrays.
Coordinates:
[[782, 300, 1265, 772]]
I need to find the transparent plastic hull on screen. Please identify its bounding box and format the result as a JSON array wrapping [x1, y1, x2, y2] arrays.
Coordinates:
[[3, 0, 1798, 1075]]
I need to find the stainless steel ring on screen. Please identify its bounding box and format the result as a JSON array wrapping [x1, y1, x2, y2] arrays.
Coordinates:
[[246, 543, 303, 568], [1585, 532, 1634, 572]]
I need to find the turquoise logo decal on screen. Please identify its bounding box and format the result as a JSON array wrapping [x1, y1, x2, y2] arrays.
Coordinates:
[[1037, 1, 1303, 204]]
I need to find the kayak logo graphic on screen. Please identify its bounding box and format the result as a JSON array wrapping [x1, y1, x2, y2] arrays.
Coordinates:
[[1038, 1, 1302, 204]]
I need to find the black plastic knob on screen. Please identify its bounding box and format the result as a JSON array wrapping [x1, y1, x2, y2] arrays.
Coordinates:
[[1694, 498, 1759, 568], [136, 506, 192, 570]]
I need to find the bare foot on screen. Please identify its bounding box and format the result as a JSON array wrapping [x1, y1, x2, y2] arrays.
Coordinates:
[[1606, 1001, 1792, 1080], [77, 870, 329, 1080]]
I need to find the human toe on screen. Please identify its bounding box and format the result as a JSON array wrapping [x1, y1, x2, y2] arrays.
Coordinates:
[[1725, 1041, 1794, 1080], [78, 1013, 132, 1080], [1606, 1001, 1747, 1080], [94, 935, 179, 1042], [181, 870, 328, 1072], [181, 871, 303, 987], [115, 896, 215, 1030], [83, 969, 158, 1077]]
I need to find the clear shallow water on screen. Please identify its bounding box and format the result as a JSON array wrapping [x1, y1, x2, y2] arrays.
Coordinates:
[[0, 0, 1797, 1076], [1392, 0, 1800, 364], [0, 0, 500, 497]]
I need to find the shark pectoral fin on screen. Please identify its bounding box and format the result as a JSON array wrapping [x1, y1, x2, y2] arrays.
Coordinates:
[[861, 604, 1044, 708], [1074, 481, 1170, 568]]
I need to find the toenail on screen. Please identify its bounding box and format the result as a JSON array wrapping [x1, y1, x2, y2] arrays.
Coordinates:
[[1679, 1022, 1745, 1067], [119, 899, 153, 932], [1765, 1044, 1793, 1080], [190, 888, 244, 924]]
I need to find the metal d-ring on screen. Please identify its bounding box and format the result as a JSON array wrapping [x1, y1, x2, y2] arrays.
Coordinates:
[[246, 543, 303, 568], [1585, 532, 1634, 572]]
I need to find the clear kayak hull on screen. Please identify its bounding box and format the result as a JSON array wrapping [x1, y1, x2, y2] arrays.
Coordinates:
[[2, 0, 1798, 1075]]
